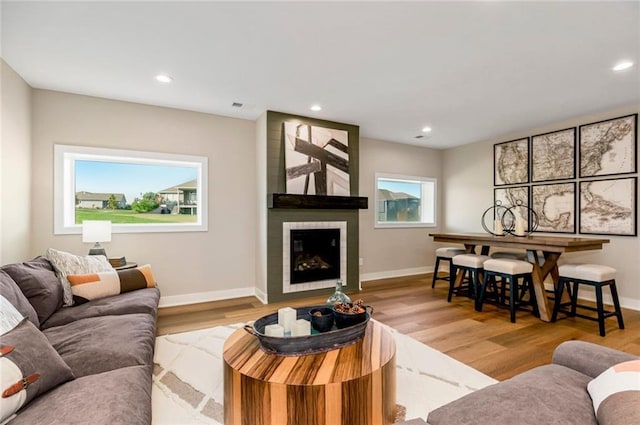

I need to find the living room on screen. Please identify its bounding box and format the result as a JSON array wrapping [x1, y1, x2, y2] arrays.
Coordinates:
[[1, 2, 639, 425]]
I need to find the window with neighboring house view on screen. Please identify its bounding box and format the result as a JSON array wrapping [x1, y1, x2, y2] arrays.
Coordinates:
[[54, 145, 208, 234], [375, 173, 436, 228]]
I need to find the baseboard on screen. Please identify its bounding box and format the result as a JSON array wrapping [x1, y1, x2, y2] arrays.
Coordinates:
[[360, 266, 434, 283], [254, 287, 268, 304], [159, 287, 257, 308], [577, 289, 640, 312]]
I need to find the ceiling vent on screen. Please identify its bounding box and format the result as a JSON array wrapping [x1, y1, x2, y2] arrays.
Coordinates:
[[414, 135, 424, 139], [231, 102, 244, 108]]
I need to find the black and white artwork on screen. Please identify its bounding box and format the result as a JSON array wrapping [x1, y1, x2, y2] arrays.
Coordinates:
[[284, 122, 350, 196]]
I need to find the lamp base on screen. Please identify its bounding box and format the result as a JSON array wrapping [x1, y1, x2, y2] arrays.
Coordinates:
[[88, 243, 107, 257]]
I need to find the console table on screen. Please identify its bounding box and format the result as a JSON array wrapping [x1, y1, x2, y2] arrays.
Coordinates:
[[223, 319, 396, 425], [430, 233, 610, 322]]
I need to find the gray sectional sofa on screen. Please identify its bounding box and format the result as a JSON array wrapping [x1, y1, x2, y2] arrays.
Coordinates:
[[426, 340, 638, 425], [0, 256, 160, 425]]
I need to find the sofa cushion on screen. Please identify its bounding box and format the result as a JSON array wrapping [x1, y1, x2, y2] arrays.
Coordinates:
[[8, 365, 151, 425], [67, 264, 156, 302], [0, 270, 39, 327], [427, 364, 598, 425], [0, 315, 74, 423], [1, 257, 64, 324], [46, 248, 113, 307], [40, 286, 160, 329], [44, 313, 156, 378], [596, 391, 640, 425], [587, 359, 640, 424]]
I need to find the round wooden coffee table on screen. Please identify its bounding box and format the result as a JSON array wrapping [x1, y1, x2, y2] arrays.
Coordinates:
[[223, 319, 396, 425]]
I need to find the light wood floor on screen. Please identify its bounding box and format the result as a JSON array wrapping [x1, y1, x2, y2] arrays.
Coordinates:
[[157, 273, 640, 381]]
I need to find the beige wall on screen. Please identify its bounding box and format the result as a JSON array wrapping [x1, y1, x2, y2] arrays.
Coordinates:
[[443, 105, 640, 308], [359, 137, 443, 280], [30, 90, 257, 306], [0, 60, 32, 264]]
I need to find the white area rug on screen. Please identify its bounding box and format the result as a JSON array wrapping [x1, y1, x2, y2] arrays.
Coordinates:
[[152, 323, 497, 424]]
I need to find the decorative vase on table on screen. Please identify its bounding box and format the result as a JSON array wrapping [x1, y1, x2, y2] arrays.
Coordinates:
[[326, 280, 351, 306]]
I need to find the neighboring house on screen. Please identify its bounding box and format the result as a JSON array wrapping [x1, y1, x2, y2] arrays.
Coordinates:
[[158, 179, 197, 215], [76, 191, 127, 209], [377, 189, 420, 222]]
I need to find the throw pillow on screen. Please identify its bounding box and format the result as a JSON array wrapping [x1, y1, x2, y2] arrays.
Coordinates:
[[0, 271, 39, 328], [46, 248, 112, 307], [587, 359, 640, 425], [1, 257, 64, 324], [0, 296, 75, 423], [67, 264, 157, 302]]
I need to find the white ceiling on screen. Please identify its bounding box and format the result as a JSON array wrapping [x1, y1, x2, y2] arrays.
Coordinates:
[[2, 1, 639, 148]]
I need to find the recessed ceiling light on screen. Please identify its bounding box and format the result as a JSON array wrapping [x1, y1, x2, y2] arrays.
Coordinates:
[[310, 104, 322, 112], [155, 74, 173, 83], [422, 126, 432, 133], [612, 61, 633, 71]]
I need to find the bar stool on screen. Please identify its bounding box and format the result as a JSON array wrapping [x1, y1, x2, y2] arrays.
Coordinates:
[[552, 264, 624, 337], [432, 247, 467, 288], [450, 254, 490, 304], [479, 258, 537, 323]]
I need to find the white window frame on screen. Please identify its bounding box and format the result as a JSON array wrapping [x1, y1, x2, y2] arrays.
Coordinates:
[[374, 172, 437, 228], [54, 144, 208, 234]]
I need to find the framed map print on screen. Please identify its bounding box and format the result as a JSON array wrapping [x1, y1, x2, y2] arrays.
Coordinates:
[[494, 138, 529, 186], [579, 177, 637, 236], [531, 182, 576, 234], [531, 127, 576, 182], [494, 186, 530, 230], [579, 114, 637, 178]]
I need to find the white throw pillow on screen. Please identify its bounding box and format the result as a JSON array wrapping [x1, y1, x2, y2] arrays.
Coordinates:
[[45, 248, 112, 306]]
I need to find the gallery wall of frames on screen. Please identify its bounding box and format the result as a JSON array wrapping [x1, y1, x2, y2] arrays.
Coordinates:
[[493, 114, 638, 236]]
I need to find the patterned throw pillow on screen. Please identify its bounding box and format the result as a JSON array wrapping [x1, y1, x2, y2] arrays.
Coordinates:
[[67, 264, 157, 302], [587, 359, 640, 425], [0, 295, 75, 422], [46, 248, 113, 307]]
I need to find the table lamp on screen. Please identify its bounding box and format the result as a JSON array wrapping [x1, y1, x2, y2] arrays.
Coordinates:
[[82, 220, 112, 257]]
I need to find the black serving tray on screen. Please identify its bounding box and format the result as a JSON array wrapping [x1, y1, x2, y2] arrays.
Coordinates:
[[243, 305, 371, 356]]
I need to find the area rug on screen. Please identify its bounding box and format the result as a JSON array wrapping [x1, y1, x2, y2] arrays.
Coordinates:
[[152, 323, 497, 424]]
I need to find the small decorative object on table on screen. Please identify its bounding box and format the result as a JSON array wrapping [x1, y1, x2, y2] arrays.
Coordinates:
[[332, 299, 372, 329], [309, 307, 334, 333], [108, 256, 126, 268], [326, 279, 351, 305], [481, 200, 539, 237]]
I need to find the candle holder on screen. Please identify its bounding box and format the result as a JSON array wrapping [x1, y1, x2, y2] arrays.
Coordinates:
[[481, 201, 512, 236], [482, 200, 539, 237]]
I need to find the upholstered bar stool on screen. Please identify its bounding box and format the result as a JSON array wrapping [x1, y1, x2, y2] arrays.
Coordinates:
[[449, 254, 490, 304], [432, 247, 467, 288], [552, 264, 624, 337], [478, 258, 537, 323]]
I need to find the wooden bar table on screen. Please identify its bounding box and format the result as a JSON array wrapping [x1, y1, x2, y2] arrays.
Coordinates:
[[223, 319, 396, 425], [429, 233, 610, 322]]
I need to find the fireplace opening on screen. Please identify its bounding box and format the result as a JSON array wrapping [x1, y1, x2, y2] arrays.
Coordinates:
[[290, 228, 341, 284]]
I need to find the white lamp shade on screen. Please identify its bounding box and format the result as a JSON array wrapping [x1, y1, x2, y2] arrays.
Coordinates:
[[82, 220, 112, 243]]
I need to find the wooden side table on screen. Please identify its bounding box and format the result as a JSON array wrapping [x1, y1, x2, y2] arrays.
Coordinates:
[[223, 319, 396, 425]]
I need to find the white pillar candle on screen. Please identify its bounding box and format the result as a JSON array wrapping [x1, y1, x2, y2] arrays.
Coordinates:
[[264, 324, 284, 337], [291, 319, 311, 337], [515, 217, 526, 236], [278, 307, 296, 334], [494, 219, 503, 235]]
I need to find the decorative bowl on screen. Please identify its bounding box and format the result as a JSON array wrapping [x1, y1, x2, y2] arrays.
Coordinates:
[[309, 307, 334, 333], [332, 303, 372, 329]]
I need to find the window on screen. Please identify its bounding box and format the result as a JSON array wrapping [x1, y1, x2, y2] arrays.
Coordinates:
[[375, 173, 436, 228], [54, 144, 208, 234]]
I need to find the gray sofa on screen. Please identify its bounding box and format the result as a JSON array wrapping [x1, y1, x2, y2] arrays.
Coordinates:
[[0, 256, 160, 425], [426, 340, 638, 425]]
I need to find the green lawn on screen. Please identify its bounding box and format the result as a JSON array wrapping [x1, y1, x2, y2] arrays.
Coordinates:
[[75, 209, 197, 224]]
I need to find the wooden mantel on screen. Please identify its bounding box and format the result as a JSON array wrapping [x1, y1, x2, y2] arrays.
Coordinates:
[[268, 193, 368, 210]]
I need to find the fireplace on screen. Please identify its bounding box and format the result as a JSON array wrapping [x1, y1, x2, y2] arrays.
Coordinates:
[[282, 221, 347, 294], [290, 228, 340, 284]]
